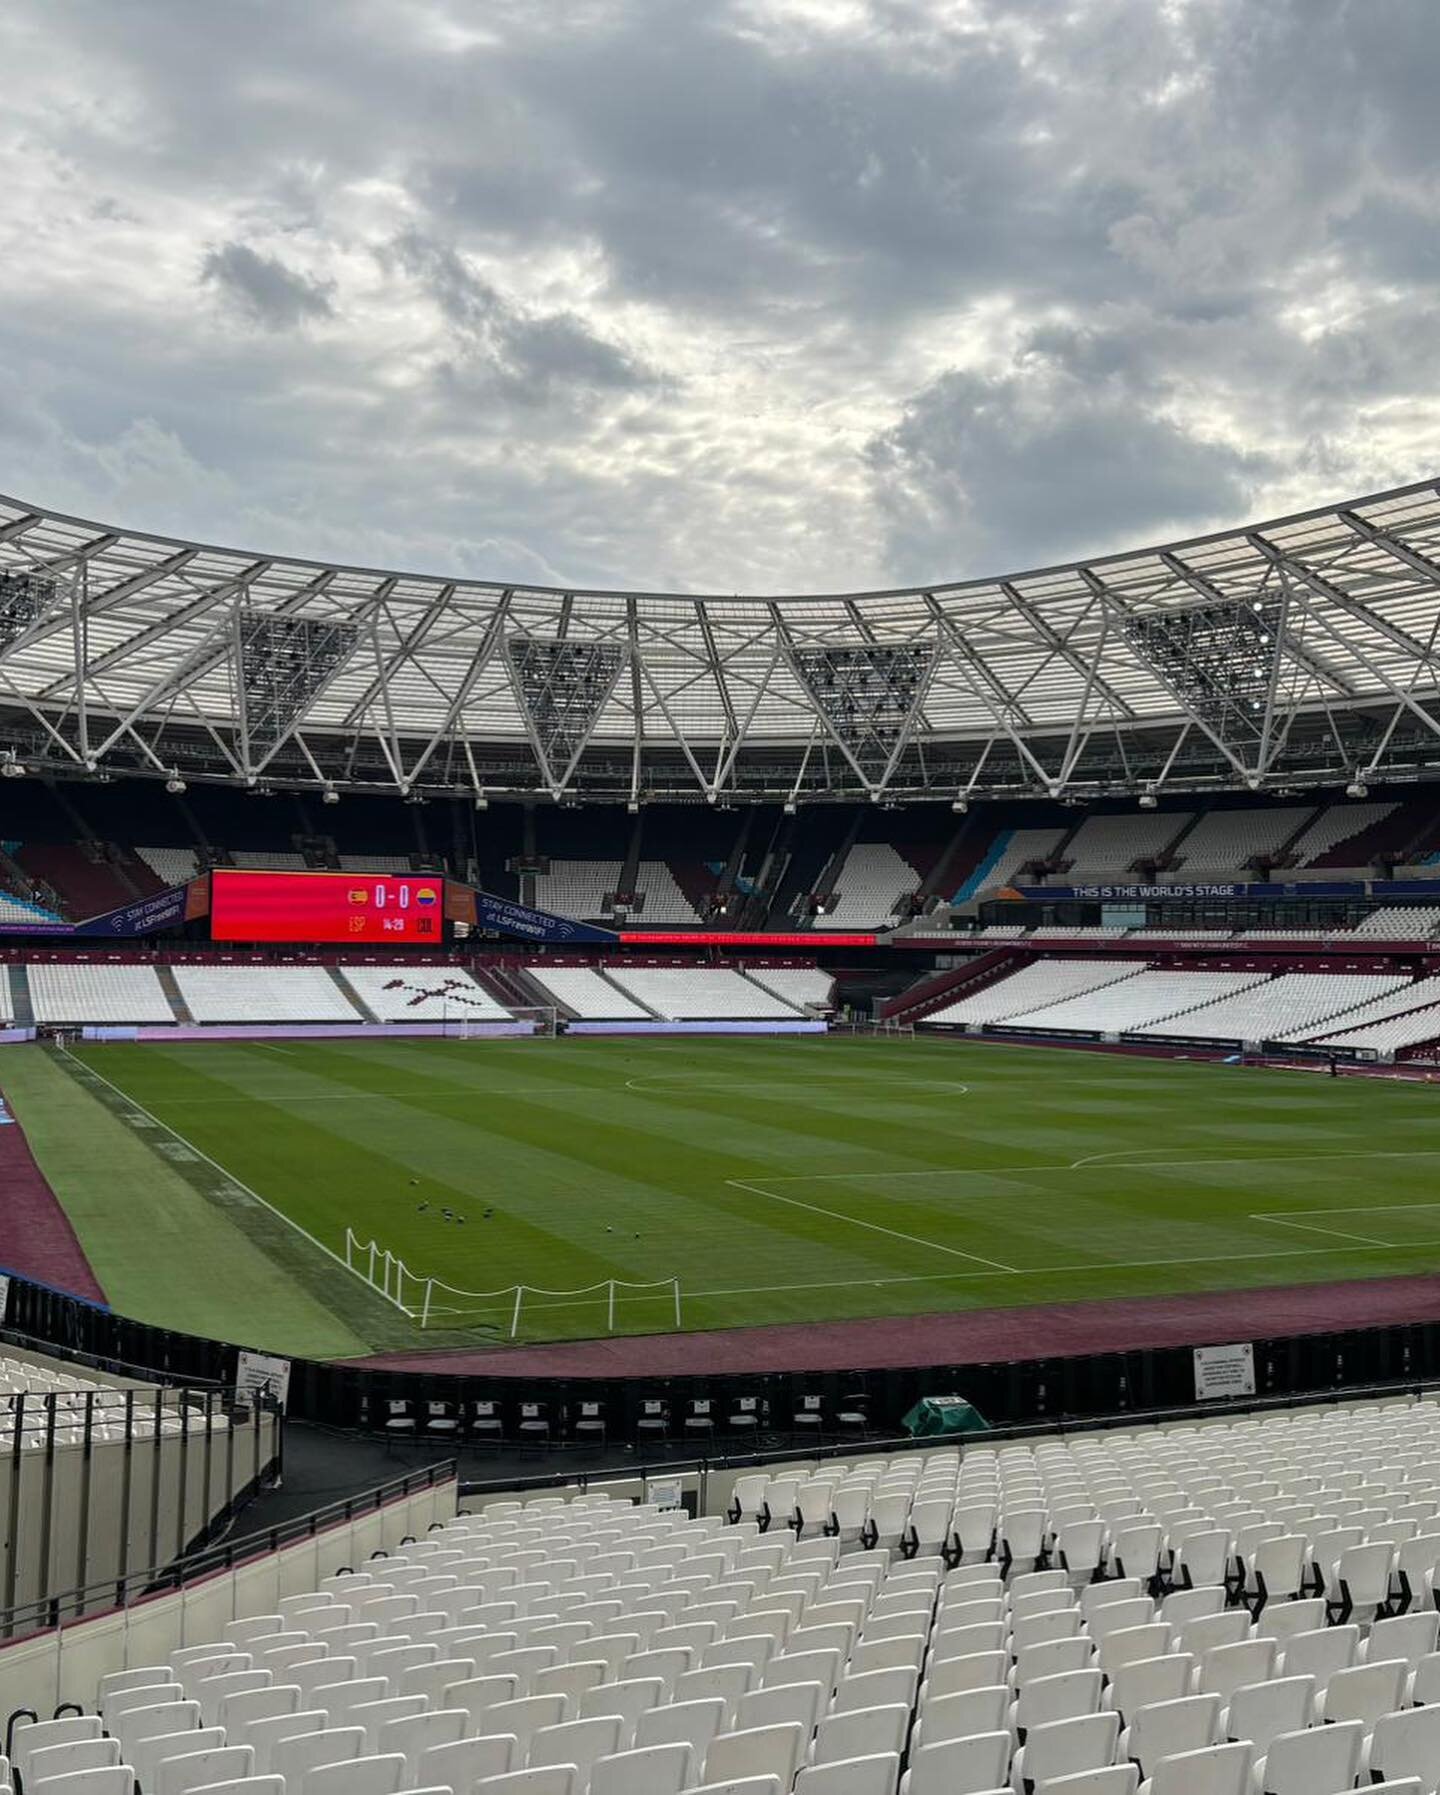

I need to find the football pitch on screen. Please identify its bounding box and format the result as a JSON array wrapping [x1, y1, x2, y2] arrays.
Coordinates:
[[6, 1034, 1440, 1359]]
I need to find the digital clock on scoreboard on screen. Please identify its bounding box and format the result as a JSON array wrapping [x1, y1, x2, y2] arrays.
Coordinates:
[[210, 870, 444, 944]]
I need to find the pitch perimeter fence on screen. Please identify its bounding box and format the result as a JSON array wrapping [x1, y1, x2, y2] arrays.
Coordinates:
[[5, 1264, 1440, 1448]]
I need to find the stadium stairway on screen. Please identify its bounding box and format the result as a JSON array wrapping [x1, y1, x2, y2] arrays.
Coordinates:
[[328, 968, 379, 1023], [474, 967, 532, 1014], [7, 965, 33, 1027], [156, 965, 193, 1024], [504, 965, 578, 1016], [597, 966, 662, 1016], [879, 949, 1033, 1026]]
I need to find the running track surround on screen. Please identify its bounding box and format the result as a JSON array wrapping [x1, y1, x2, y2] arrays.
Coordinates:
[[353, 1270, 1440, 1379], [0, 1088, 106, 1304]]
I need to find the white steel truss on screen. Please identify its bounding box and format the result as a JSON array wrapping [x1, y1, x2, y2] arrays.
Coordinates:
[[2, 480, 1440, 801]]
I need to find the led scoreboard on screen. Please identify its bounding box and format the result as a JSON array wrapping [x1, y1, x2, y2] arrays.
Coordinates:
[[210, 870, 445, 944]]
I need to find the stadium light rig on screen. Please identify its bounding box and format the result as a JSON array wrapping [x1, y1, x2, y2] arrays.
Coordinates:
[[1345, 779, 1369, 798], [321, 785, 340, 805]]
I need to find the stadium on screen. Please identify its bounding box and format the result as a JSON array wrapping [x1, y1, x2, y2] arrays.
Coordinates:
[[9, 2, 1440, 1785], [5, 477, 1440, 1782]]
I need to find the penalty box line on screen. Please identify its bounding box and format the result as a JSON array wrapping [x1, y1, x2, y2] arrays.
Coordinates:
[[758, 1146, 1440, 1184], [1252, 1199, 1440, 1250], [724, 1176, 1021, 1273]]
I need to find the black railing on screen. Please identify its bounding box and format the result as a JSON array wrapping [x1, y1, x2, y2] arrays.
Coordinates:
[[0, 1457, 454, 1645], [4, 1263, 1440, 1449]]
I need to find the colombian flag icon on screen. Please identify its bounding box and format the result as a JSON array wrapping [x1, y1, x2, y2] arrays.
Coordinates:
[[417, 886, 438, 905]]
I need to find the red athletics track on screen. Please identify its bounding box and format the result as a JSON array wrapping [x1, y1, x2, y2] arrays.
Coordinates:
[[354, 1271, 1440, 1378], [0, 1088, 106, 1303]]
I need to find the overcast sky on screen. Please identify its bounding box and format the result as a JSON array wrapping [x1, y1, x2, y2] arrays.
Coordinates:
[[1, 0, 1437, 595]]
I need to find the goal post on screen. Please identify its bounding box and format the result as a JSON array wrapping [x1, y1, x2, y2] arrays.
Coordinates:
[[456, 1006, 558, 1039], [343, 1226, 681, 1340]]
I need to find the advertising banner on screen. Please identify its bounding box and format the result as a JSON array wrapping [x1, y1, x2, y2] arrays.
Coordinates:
[[0, 882, 192, 938], [472, 890, 618, 944]]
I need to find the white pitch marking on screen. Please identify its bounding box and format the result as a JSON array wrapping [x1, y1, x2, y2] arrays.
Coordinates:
[[1069, 1147, 1172, 1170], [421, 1236, 1432, 1315], [725, 1175, 1020, 1273], [757, 1145, 1440, 1184], [60, 1046, 358, 1282], [623, 1073, 970, 1096], [691, 1236, 1437, 1299], [1250, 1213, 1400, 1248]]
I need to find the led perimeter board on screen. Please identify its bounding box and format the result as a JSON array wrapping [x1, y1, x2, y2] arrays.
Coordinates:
[[210, 870, 446, 944]]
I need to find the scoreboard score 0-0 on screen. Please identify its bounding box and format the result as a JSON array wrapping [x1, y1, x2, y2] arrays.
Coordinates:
[[209, 870, 445, 944]]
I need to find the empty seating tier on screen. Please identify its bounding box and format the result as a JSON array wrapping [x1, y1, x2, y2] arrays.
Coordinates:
[[1133, 972, 1409, 1043], [337, 855, 414, 875], [524, 968, 655, 1020], [606, 968, 803, 1020], [30, 1390, 1440, 1795], [929, 960, 1146, 1026], [1288, 801, 1398, 867], [629, 864, 702, 925], [1001, 970, 1268, 1036], [813, 845, 921, 930], [26, 963, 176, 1025], [1353, 907, 1440, 939], [135, 847, 202, 886], [172, 967, 363, 1024], [1170, 806, 1312, 872], [956, 827, 1067, 900], [743, 968, 835, 1011], [0, 891, 63, 924], [1060, 810, 1192, 875], [230, 851, 309, 870], [338, 969, 511, 1022], [1276, 973, 1440, 1044], [1316, 1002, 1440, 1054], [533, 862, 624, 922]]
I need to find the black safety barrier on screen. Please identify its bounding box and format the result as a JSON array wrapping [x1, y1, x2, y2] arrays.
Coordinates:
[[4, 1269, 1439, 1449]]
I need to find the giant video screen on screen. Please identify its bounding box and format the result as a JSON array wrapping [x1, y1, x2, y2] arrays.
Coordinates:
[[210, 870, 445, 944]]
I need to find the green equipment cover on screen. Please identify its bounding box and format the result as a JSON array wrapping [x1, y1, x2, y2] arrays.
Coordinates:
[[901, 1394, 989, 1438]]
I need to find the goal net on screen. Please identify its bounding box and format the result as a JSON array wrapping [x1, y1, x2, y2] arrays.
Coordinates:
[[343, 1227, 680, 1340], [457, 1006, 558, 1039]]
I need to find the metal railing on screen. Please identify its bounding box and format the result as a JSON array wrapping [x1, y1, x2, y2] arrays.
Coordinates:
[[0, 1456, 452, 1645]]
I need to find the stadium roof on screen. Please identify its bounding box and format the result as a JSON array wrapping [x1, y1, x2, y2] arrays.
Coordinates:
[[3, 479, 1440, 803]]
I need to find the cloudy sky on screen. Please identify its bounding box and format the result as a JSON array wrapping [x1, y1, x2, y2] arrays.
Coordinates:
[[1, 0, 1436, 595]]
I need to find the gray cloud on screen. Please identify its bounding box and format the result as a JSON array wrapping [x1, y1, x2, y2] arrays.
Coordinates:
[[385, 230, 657, 409], [0, 0, 1439, 592], [200, 242, 334, 330], [866, 356, 1270, 580]]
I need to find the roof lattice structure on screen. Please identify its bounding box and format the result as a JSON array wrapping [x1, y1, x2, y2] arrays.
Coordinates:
[[3, 480, 1440, 801]]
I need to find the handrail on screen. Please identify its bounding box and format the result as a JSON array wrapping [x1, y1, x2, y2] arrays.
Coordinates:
[[0, 1457, 454, 1644]]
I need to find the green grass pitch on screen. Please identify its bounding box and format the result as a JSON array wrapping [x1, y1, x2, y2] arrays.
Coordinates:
[[5, 1034, 1440, 1359]]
